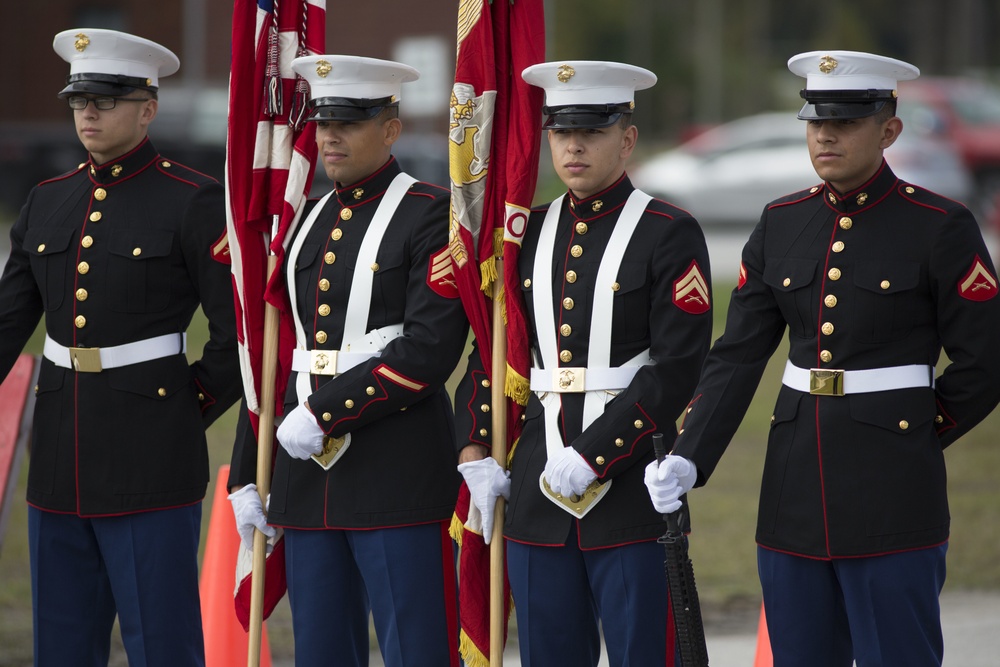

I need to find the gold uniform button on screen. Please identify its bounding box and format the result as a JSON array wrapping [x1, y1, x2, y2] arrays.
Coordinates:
[[770, 415, 776, 423], [324, 251, 336, 265], [559, 350, 573, 363], [332, 228, 343, 241], [480, 404, 490, 413], [94, 188, 107, 201], [318, 304, 331, 317], [315, 331, 328, 344], [614, 438, 624, 447], [481, 379, 490, 388], [323, 412, 333, 421], [935, 415, 944, 424], [371, 263, 379, 272], [132, 248, 142, 257], [905, 186, 915, 194], [157, 388, 167, 397], [74, 315, 86, 328], [161, 161, 171, 168], [563, 297, 575, 310], [822, 322, 835, 335], [595, 456, 605, 465], [37, 244, 46, 253], [78, 261, 90, 275], [340, 208, 353, 221], [839, 217, 852, 230], [366, 386, 376, 396], [35, 384, 40, 395], [678, 428, 685, 435], [810, 186, 819, 193], [832, 241, 845, 253], [575, 222, 588, 234], [76, 288, 88, 301], [90, 211, 102, 222], [565, 270, 577, 284], [570, 244, 583, 258], [524, 278, 532, 288], [899, 420, 909, 430], [820, 350, 833, 363], [880, 280, 890, 290], [824, 294, 838, 308], [480, 428, 488, 437], [81, 235, 93, 248], [828, 268, 842, 281], [198, 393, 205, 401], [634, 420, 644, 429], [782, 278, 791, 287], [318, 279, 330, 291], [611, 282, 620, 292], [345, 400, 355, 409], [560, 324, 572, 337]]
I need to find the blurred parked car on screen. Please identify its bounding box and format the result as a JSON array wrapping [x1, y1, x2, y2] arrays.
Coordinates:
[[897, 76, 1000, 217], [631, 112, 974, 226]]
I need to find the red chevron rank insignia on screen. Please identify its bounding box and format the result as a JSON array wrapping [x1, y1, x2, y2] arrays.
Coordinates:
[[674, 260, 710, 314], [737, 261, 748, 290], [428, 246, 459, 299], [958, 255, 997, 301]]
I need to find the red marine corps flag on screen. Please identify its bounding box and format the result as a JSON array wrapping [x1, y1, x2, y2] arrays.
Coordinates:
[[226, 0, 325, 659], [448, 0, 544, 664]]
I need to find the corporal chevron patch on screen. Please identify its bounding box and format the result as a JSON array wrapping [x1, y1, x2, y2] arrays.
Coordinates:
[[737, 261, 748, 290], [673, 260, 710, 314], [428, 245, 460, 298], [959, 255, 998, 301]]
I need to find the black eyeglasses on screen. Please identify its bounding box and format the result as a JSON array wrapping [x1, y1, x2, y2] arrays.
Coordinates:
[[67, 96, 150, 111]]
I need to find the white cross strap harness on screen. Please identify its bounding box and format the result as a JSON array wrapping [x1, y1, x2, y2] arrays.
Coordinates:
[[531, 190, 654, 517], [285, 172, 415, 468]]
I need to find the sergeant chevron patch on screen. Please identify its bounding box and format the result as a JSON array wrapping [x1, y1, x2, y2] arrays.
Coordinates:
[[674, 260, 710, 314], [428, 246, 460, 298], [958, 255, 998, 301]]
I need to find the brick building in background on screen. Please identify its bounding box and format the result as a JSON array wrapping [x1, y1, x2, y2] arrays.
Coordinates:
[[0, 0, 457, 213]]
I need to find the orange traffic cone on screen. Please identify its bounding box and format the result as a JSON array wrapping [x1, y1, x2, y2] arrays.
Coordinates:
[[200, 464, 273, 667], [752, 601, 773, 667]]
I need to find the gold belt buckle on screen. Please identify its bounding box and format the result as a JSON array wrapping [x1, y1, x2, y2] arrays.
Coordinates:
[[312, 435, 348, 470], [69, 347, 103, 373], [554, 367, 586, 393], [309, 350, 339, 376], [540, 475, 612, 518], [810, 368, 844, 396]]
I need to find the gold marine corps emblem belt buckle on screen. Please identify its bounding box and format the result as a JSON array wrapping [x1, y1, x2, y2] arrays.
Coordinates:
[[310, 350, 339, 376], [69, 347, 103, 373], [809, 368, 845, 396], [554, 367, 586, 393]]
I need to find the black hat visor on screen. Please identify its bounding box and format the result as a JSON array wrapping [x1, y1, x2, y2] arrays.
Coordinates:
[[543, 103, 633, 129]]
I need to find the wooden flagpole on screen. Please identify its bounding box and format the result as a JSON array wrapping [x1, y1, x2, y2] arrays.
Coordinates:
[[247, 251, 281, 667], [490, 257, 509, 666]]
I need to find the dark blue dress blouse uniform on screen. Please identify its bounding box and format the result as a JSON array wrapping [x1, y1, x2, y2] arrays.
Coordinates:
[[455, 174, 714, 549], [0, 138, 241, 516], [229, 157, 468, 530], [673, 161, 1000, 559]]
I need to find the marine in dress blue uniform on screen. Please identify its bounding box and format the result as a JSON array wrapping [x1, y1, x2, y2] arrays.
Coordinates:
[[455, 61, 713, 667], [228, 56, 468, 667], [647, 51, 1000, 667], [0, 29, 241, 666]]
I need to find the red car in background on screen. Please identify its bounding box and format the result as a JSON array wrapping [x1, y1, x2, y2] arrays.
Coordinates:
[[898, 77, 1000, 226]]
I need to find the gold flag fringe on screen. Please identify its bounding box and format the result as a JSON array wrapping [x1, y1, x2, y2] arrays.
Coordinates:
[[449, 511, 465, 547], [459, 630, 491, 667], [505, 363, 529, 406]]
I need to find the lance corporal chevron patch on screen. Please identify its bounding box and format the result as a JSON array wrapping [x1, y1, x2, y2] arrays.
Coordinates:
[[958, 255, 997, 302], [674, 260, 710, 314]]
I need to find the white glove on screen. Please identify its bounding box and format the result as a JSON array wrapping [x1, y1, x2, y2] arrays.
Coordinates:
[[228, 484, 276, 551], [277, 403, 325, 460], [644, 455, 698, 514], [458, 457, 511, 544], [543, 446, 597, 498]]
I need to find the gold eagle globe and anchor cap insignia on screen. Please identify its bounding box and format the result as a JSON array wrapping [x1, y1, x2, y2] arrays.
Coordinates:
[[290, 54, 418, 122], [74, 33, 90, 52], [315, 59, 332, 77], [522, 60, 657, 130], [818, 55, 838, 73]]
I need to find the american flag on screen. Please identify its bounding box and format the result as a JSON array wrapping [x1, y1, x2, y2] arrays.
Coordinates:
[[226, 0, 325, 428], [225, 0, 326, 630], [448, 0, 544, 663]]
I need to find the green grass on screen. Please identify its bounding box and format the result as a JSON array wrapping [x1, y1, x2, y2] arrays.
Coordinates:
[[2, 284, 999, 661]]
